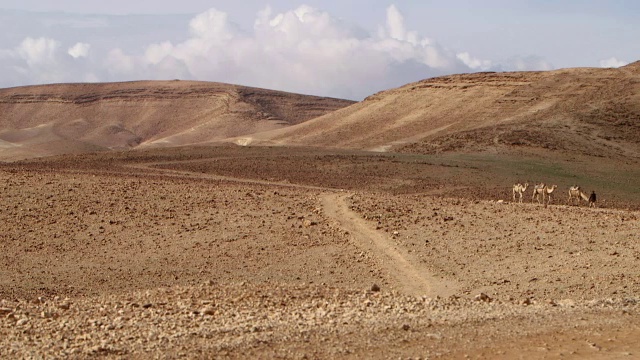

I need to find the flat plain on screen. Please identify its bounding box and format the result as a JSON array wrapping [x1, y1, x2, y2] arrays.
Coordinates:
[[0, 145, 638, 359]]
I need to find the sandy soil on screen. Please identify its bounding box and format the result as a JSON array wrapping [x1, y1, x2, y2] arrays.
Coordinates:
[[1, 147, 639, 359]]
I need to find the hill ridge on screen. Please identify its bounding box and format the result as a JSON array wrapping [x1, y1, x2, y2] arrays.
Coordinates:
[[253, 64, 640, 160], [0, 80, 355, 160]]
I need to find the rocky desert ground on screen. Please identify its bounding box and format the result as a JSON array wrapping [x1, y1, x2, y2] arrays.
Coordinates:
[[0, 146, 639, 359], [0, 63, 639, 358]]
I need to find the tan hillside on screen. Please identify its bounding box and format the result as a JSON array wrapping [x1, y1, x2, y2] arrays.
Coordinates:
[[254, 62, 640, 160], [0, 81, 355, 160]]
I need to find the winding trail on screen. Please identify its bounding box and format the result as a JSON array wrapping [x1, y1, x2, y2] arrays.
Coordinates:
[[124, 161, 457, 297], [321, 192, 458, 297]]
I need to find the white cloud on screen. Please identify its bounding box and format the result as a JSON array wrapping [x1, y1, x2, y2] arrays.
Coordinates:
[[121, 5, 474, 99], [384, 5, 408, 41], [456, 52, 492, 71], [105, 48, 136, 75], [16, 37, 60, 66], [145, 41, 174, 65], [189, 8, 235, 43], [68, 42, 90, 58], [599, 57, 628, 68], [0, 6, 559, 99]]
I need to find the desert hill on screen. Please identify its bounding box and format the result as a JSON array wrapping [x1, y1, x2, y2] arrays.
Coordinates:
[[2, 63, 639, 162], [0, 81, 355, 160], [253, 62, 640, 160]]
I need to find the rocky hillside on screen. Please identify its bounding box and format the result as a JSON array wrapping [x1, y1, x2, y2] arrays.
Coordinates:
[[0, 81, 355, 160], [3, 62, 639, 161], [255, 61, 640, 160]]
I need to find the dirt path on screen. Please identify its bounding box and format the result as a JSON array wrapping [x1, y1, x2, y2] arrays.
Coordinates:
[[321, 192, 458, 297], [123, 162, 335, 191], [125, 162, 460, 297]]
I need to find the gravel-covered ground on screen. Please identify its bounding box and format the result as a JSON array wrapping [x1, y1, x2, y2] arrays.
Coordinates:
[[2, 283, 638, 359], [1, 148, 639, 358]]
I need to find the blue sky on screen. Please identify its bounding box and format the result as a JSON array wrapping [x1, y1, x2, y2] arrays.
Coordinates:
[[0, 1, 637, 99]]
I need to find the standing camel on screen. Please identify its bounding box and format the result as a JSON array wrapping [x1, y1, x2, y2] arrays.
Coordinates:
[[512, 183, 529, 203], [568, 185, 587, 205], [568, 185, 581, 205], [532, 183, 546, 203], [568, 186, 596, 207], [544, 185, 558, 204]]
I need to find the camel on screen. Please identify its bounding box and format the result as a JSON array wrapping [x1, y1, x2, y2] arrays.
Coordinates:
[[531, 183, 546, 203], [544, 185, 558, 204], [580, 191, 590, 202], [512, 182, 529, 203], [532, 183, 557, 205], [568, 185, 586, 205], [568, 186, 596, 207]]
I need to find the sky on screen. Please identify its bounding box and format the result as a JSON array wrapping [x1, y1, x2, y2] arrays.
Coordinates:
[[0, 1, 638, 100]]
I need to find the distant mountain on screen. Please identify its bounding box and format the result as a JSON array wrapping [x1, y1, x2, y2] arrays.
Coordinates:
[[0, 81, 355, 160]]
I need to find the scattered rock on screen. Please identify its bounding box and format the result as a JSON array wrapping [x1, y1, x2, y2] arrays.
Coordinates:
[[0, 307, 12, 315], [371, 284, 381, 292], [303, 219, 317, 227], [201, 307, 216, 316], [558, 299, 576, 307], [474, 293, 492, 302], [520, 298, 532, 306]]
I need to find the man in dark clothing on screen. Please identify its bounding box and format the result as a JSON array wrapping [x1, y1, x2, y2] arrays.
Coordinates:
[[588, 191, 596, 208]]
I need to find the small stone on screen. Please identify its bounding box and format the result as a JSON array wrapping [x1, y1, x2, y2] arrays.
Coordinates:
[[0, 307, 12, 315], [201, 307, 215, 316], [402, 324, 410, 331], [16, 318, 28, 326], [474, 293, 492, 302], [142, 303, 153, 309], [370, 284, 381, 292], [558, 299, 576, 307], [303, 219, 317, 227], [521, 298, 532, 306]]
